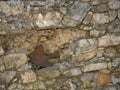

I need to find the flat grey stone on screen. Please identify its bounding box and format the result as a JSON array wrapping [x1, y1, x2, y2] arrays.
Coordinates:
[[3, 53, 28, 69], [68, 1, 90, 22], [0, 47, 4, 56], [82, 63, 108, 72], [99, 34, 120, 47], [20, 70, 37, 83], [109, 10, 117, 21], [0, 71, 16, 85], [72, 38, 97, 62], [108, 19, 120, 32], [63, 67, 81, 76], [91, 0, 100, 5], [37, 66, 61, 79], [108, 0, 120, 9], [93, 13, 109, 24]]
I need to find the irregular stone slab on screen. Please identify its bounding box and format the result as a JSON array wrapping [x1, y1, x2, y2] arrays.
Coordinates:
[[20, 70, 37, 83], [0, 47, 4, 56], [37, 66, 61, 79], [0, 71, 16, 85], [99, 34, 120, 47], [63, 67, 81, 76], [3, 53, 28, 69], [108, 0, 120, 9], [93, 13, 109, 24], [72, 38, 97, 62], [83, 63, 107, 72]]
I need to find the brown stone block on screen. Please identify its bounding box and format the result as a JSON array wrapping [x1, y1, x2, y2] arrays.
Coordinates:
[[97, 71, 112, 86]]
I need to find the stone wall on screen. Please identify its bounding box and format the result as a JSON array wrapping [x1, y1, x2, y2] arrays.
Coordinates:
[[0, 0, 120, 90]]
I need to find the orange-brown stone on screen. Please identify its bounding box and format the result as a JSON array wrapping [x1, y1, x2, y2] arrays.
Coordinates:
[[97, 71, 112, 86]]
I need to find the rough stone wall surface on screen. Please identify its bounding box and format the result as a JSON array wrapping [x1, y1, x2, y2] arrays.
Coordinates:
[[0, 0, 120, 90]]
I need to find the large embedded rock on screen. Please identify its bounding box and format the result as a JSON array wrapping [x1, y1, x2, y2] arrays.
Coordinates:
[[99, 34, 120, 47], [37, 66, 61, 79], [3, 53, 28, 69], [82, 63, 108, 72], [93, 13, 109, 24], [71, 38, 97, 63], [0, 71, 16, 85], [20, 70, 37, 83]]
